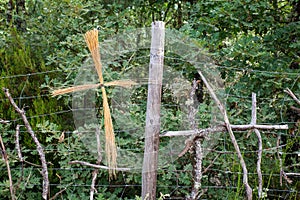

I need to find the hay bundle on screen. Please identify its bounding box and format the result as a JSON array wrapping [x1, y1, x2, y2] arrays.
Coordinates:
[[52, 29, 137, 178], [84, 29, 117, 178]]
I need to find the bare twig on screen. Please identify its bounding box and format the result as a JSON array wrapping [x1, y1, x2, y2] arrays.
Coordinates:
[[188, 79, 199, 130], [0, 118, 10, 124], [14, 124, 25, 194], [284, 163, 300, 169], [290, 105, 300, 114], [90, 127, 102, 200], [197, 71, 252, 199], [0, 133, 15, 200], [284, 88, 300, 106], [277, 136, 293, 186], [49, 188, 67, 200], [202, 154, 220, 174], [178, 139, 194, 158], [277, 136, 283, 186], [282, 171, 293, 183], [285, 173, 300, 176], [69, 160, 130, 171], [3, 88, 49, 200], [23, 160, 42, 167], [90, 170, 98, 200], [15, 125, 24, 162]]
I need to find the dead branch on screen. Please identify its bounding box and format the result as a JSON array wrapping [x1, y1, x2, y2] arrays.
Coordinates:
[[15, 125, 23, 162], [277, 136, 293, 185], [3, 88, 49, 200], [202, 154, 220, 174], [277, 136, 284, 186], [161, 126, 225, 137], [23, 160, 42, 167], [285, 173, 300, 176], [90, 170, 98, 200], [49, 188, 67, 200], [290, 105, 300, 114], [68, 160, 130, 171], [161, 124, 288, 138], [178, 139, 194, 158], [0, 133, 15, 200], [14, 124, 25, 195], [284, 88, 300, 106], [251, 93, 257, 125], [90, 127, 102, 200], [284, 163, 300, 169], [251, 93, 263, 199], [0, 118, 10, 124], [187, 79, 203, 200], [188, 138, 203, 200], [197, 71, 252, 199], [230, 124, 288, 130]]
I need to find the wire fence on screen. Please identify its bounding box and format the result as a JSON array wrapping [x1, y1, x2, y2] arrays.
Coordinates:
[[0, 65, 299, 199]]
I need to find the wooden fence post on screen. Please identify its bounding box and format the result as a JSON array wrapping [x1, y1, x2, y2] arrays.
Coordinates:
[[142, 21, 165, 200]]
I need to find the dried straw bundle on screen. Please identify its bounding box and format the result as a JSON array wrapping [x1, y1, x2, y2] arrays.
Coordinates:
[[51, 29, 138, 179], [52, 84, 101, 96], [52, 80, 136, 96], [84, 29, 117, 178], [105, 80, 137, 87]]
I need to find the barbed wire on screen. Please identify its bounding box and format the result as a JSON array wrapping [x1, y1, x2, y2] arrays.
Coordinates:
[[0, 166, 298, 184], [1, 58, 299, 199], [5, 109, 297, 126], [0, 54, 299, 81], [0, 167, 297, 198], [0, 90, 296, 106], [4, 145, 297, 156]]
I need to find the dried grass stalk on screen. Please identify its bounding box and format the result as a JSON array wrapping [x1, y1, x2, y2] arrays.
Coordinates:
[[105, 80, 137, 87], [52, 80, 136, 96], [102, 88, 117, 177], [84, 29, 117, 178], [51, 30, 136, 178], [52, 84, 101, 96], [84, 29, 103, 84]]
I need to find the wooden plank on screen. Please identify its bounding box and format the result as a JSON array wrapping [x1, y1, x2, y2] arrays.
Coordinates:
[[142, 21, 165, 200]]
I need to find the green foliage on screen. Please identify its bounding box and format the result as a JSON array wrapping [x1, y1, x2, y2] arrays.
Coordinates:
[[0, 0, 299, 199]]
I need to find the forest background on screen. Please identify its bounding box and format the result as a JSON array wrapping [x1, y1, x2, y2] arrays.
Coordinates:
[[0, 0, 299, 199]]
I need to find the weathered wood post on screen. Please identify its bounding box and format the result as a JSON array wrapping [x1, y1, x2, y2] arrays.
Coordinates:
[[142, 21, 165, 200]]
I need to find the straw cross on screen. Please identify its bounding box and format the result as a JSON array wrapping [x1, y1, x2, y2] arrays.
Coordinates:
[[52, 29, 136, 178]]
